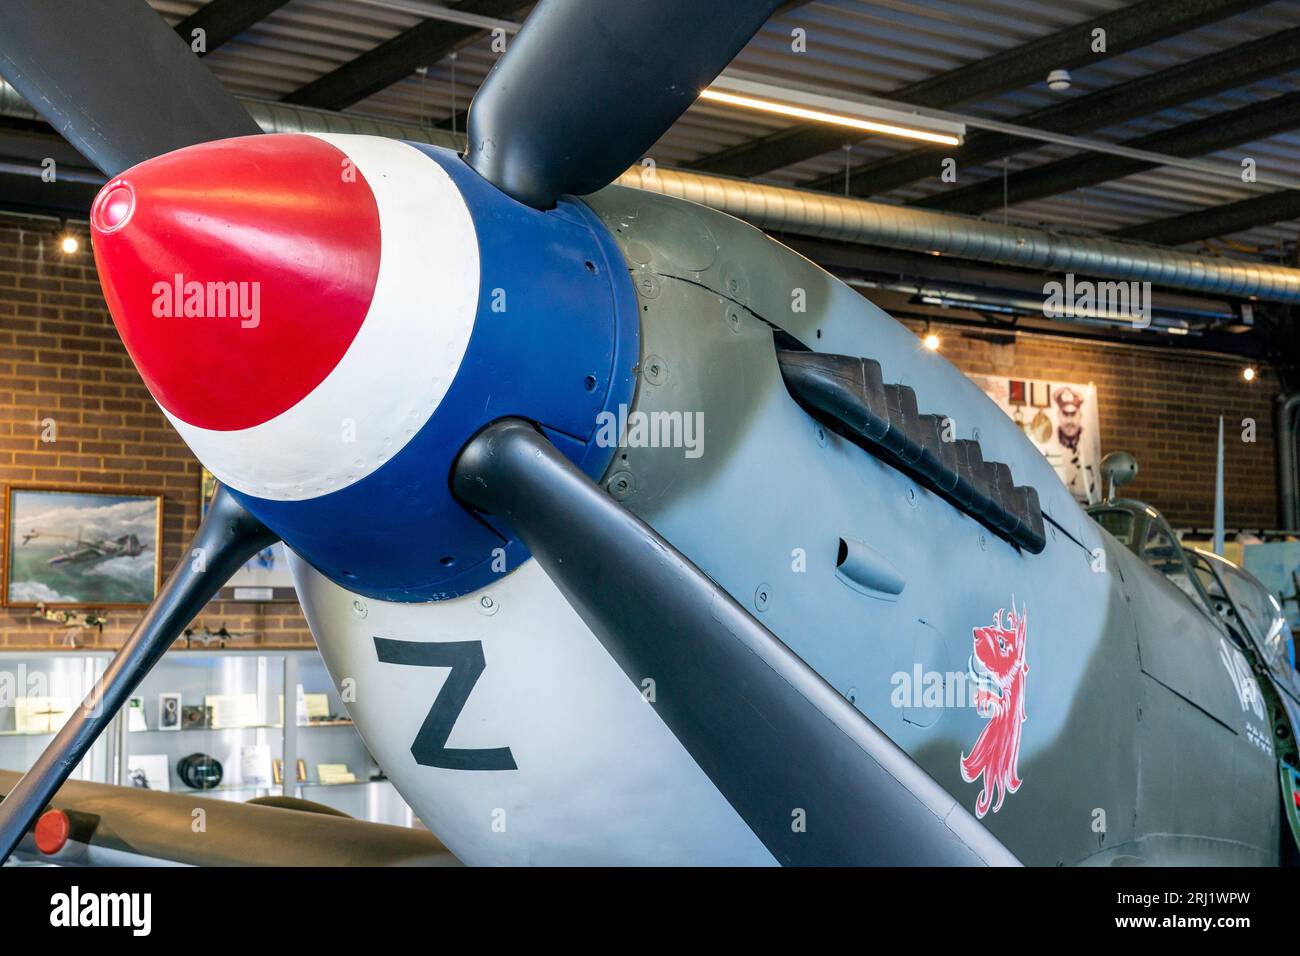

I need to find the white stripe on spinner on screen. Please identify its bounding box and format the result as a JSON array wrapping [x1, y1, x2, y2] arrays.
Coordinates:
[[164, 133, 480, 501]]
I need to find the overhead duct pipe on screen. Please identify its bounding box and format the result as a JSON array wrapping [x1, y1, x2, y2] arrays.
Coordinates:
[[0, 80, 463, 175], [237, 97, 463, 150], [615, 167, 1300, 304], [0, 77, 37, 122], [0, 80, 464, 148], [5, 81, 1300, 304]]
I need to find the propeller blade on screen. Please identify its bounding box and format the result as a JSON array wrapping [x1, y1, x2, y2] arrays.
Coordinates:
[[466, 0, 783, 208], [0, 486, 279, 863], [0, 0, 261, 177], [453, 419, 1019, 866]]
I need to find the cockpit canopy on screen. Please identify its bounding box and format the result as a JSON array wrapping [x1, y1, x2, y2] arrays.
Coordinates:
[[1089, 500, 1205, 605], [1087, 498, 1295, 682]]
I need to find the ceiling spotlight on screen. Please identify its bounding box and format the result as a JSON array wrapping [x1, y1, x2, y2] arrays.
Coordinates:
[[59, 234, 79, 255], [923, 331, 941, 351], [1046, 69, 1071, 92], [1243, 366, 1256, 382]]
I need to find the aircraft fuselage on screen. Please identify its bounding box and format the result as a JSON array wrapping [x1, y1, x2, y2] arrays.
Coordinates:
[[292, 171, 1280, 865]]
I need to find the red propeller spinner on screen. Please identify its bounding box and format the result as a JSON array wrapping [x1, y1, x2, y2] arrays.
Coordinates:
[[90, 133, 383, 433]]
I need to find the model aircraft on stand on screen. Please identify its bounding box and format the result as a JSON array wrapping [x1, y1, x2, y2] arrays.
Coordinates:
[[0, 0, 1295, 867]]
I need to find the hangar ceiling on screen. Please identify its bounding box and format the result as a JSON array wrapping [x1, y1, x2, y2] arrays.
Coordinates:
[[3, 0, 1300, 350], [121, 0, 1300, 257]]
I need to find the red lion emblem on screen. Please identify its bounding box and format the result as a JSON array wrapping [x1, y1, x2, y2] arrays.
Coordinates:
[[961, 600, 1028, 818]]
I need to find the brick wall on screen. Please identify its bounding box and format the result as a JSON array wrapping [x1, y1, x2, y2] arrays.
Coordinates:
[[0, 215, 1284, 647], [905, 319, 1281, 530], [0, 218, 314, 650]]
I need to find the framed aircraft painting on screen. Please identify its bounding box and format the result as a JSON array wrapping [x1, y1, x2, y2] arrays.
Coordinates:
[[200, 467, 297, 601], [2, 486, 162, 608]]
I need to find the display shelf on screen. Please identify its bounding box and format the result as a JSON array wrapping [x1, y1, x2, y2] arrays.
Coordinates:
[[173, 783, 284, 795], [128, 724, 282, 732], [0, 646, 415, 830], [297, 778, 381, 788], [296, 778, 413, 826], [126, 722, 355, 733], [0, 650, 113, 783]]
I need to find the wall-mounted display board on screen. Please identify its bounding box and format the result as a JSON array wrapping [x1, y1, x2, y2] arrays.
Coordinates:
[[968, 375, 1103, 504]]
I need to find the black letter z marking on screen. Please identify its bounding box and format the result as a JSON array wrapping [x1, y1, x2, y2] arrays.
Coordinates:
[[374, 637, 517, 771]]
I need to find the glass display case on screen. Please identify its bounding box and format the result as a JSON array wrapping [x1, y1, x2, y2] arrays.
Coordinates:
[[0, 651, 114, 784], [290, 652, 414, 825], [0, 647, 414, 828], [119, 649, 286, 800]]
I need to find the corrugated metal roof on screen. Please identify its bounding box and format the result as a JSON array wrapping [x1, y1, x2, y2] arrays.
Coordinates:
[[119, 0, 1300, 259]]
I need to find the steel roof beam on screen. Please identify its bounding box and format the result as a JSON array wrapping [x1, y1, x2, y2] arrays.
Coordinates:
[[805, 23, 1300, 197], [917, 89, 1300, 214], [174, 0, 291, 56], [684, 0, 1267, 178], [1111, 188, 1300, 246], [282, 0, 531, 111], [0, 173, 98, 218]]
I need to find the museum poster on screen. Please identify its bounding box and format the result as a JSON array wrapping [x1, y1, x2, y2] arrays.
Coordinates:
[[968, 375, 1102, 504]]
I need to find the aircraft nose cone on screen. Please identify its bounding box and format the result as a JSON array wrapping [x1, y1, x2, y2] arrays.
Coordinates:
[[91, 133, 382, 432]]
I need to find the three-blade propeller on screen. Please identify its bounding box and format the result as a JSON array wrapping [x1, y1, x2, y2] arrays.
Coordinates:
[[0, 0, 1016, 866]]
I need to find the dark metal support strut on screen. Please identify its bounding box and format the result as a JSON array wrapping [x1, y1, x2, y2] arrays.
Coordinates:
[[0, 485, 279, 862]]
